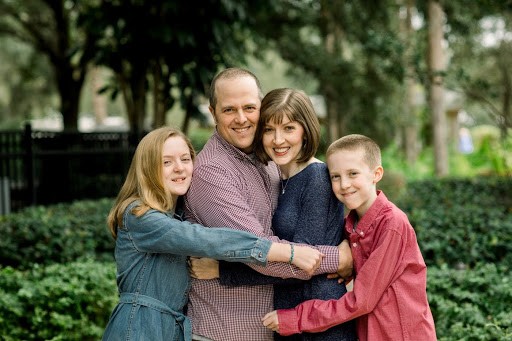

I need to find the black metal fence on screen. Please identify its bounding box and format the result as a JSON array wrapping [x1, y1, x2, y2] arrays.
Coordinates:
[[0, 124, 144, 214]]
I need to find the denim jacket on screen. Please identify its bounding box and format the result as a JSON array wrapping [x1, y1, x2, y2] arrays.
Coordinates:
[[102, 200, 271, 341]]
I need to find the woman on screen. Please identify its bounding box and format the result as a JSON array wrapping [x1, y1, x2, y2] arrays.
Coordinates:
[[101, 126, 323, 341], [256, 88, 357, 340]]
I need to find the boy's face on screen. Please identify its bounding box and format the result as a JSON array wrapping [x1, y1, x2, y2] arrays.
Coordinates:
[[327, 148, 383, 217]]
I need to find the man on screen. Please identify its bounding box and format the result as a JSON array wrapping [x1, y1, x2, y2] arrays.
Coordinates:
[[185, 67, 352, 341]]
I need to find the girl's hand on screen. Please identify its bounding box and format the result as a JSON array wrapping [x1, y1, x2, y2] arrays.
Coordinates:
[[291, 245, 324, 276], [188, 257, 219, 279]]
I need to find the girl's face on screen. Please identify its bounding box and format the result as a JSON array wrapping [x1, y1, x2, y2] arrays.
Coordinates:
[[161, 136, 194, 203], [262, 115, 305, 168]]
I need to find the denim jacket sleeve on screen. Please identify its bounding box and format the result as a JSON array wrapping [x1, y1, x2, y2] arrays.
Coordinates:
[[122, 206, 271, 264]]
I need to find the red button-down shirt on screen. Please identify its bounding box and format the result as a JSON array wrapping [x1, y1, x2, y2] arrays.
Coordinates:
[[277, 191, 437, 341]]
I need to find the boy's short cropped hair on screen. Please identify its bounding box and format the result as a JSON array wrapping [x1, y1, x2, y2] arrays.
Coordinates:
[[326, 134, 381, 169]]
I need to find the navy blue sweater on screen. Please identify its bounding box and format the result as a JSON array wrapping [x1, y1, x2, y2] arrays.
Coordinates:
[[219, 163, 356, 341]]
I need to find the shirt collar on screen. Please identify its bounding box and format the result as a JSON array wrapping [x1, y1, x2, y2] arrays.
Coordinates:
[[212, 130, 257, 164], [347, 190, 388, 234]]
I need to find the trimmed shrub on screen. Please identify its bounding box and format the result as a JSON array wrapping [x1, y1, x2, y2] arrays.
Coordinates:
[[0, 259, 117, 340], [0, 198, 115, 269], [397, 177, 512, 268], [0, 177, 511, 339], [428, 263, 512, 340]]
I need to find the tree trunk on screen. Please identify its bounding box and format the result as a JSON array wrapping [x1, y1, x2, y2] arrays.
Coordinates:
[[117, 63, 148, 134], [498, 42, 512, 139], [55, 64, 83, 132], [326, 98, 339, 143], [181, 95, 194, 135], [91, 67, 107, 126], [43, 0, 86, 132], [320, 0, 347, 143], [428, 0, 449, 176], [401, 0, 420, 164], [152, 62, 166, 129], [132, 77, 147, 135]]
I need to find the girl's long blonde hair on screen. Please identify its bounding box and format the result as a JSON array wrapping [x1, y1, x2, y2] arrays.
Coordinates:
[[107, 127, 195, 239]]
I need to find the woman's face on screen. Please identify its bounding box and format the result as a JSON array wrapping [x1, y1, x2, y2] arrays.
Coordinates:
[[161, 136, 194, 202], [262, 115, 305, 167]]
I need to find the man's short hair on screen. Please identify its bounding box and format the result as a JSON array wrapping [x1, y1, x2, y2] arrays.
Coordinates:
[[209, 67, 263, 109]]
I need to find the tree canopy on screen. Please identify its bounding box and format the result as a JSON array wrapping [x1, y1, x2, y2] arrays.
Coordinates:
[[0, 0, 510, 174]]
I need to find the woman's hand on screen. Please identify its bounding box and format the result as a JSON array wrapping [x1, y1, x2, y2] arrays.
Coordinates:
[[291, 245, 324, 276], [188, 257, 219, 279]]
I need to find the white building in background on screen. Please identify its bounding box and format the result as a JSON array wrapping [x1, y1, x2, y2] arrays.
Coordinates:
[[29, 113, 129, 132]]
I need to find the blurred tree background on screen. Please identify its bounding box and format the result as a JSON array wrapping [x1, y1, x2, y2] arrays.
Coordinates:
[[1, 3, 511, 338], [0, 0, 511, 177]]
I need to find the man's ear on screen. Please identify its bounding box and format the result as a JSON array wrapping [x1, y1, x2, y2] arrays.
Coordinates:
[[373, 165, 384, 183], [209, 106, 217, 124]]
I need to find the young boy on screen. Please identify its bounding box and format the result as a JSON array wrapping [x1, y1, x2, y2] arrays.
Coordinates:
[[262, 134, 437, 340]]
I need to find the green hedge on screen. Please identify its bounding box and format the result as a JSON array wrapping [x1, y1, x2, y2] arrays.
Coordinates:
[[397, 177, 512, 268], [0, 260, 117, 340], [3, 176, 510, 271], [0, 260, 510, 340], [428, 263, 512, 340], [0, 177, 511, 339], [0, 198, 115, 269]]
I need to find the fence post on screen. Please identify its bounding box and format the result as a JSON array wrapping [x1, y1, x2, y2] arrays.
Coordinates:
[[0, 177, 9, 215], [23, 123, 36, 205]]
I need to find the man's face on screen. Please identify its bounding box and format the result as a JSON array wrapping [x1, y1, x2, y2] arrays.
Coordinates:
[[210, 76, 261, 153]]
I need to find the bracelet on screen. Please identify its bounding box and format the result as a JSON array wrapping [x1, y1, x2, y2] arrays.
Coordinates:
[[289, 244, 294, 264]]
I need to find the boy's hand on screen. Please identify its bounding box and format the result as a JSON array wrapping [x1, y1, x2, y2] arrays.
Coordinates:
[[262, 310, 280, 333], [188, 257, 219, 279], [336, 239, 353, 280]]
